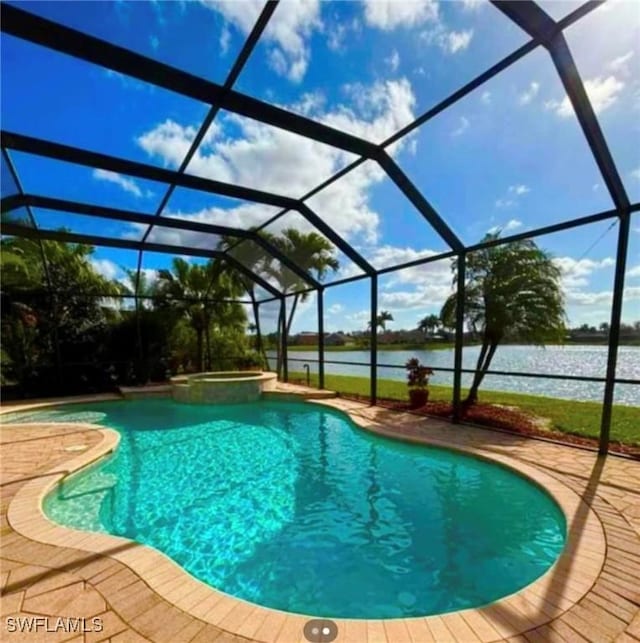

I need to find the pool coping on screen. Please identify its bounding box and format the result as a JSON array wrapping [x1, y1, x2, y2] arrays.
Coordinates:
[[4, 396, 608, 642]]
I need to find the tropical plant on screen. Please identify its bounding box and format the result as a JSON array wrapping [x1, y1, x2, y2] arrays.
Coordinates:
[[1, 237, 122, 393], [155, 258, 245, 372], [265, 229, 339, 374], [269, 229, 339, 336], [218, 234, 271, 367], [418, 313, 440, 338], [368, 310, 394, 333], [441, 233, 565, 405]]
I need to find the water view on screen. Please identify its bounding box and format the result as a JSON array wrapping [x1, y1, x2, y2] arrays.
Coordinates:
[[269, 345, 640, 406]]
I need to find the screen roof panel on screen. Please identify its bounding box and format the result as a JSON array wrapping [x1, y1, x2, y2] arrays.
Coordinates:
[[6, 1, 249, 84], [10, 152, 169, 214], [233, 1, 530, 143], [0, 34, 209, 167], [564, 0, 640, 204], [31, 208, 141, 243], [305, 159, 450, 270], [259, 210, 364, 285], [184, 109, 359, 200], [393, 45, 616, 246], [162, 187, 282, 232]]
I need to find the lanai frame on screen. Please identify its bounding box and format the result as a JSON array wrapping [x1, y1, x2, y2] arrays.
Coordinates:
[[1, 1, 638, 454]]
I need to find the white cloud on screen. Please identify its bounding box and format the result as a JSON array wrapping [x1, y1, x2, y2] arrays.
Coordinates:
[[90, 258, 122, 281], [328, 303, 344, 315], [518, 81, 540, 105], [566, 287, 640, 307], [363, 0, 439, 30], [630, 167, 640, 181], [202, 0, 322, 82], [545, 76, 625, 118], [451, 116, 469, 137], [443, 29, 473, 54], [365, 245, 441, 274], [347, 309, 371, 324], [608, 51, 634, 74], [488, 218, 522, 233], [554, 256, 615, 289], [126, 202, 278, 249], [422, 26, 473, 55], [92, 169, 151, 198], [137, 78, 418, 247], [461, 0, 485, 9], [327, 21, 350, 52], [220, 25, 231, 55], [494, 184, 530, 209], [481, 90, 491, 105], [627, 265, 640, 278], [385, 49, 401, 72], [331, 78, 417, 141]]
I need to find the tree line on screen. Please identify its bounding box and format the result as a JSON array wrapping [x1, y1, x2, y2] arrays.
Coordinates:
[[4, 229, 593, 407], [0, 228, 339, 397]]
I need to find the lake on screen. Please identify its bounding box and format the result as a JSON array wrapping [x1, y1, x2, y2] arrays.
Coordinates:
[[267, 345, 640, 406]]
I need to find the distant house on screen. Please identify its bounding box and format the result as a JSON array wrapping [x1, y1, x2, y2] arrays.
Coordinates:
[[294, 331, 318, 345], [325, 332, 346, 346]]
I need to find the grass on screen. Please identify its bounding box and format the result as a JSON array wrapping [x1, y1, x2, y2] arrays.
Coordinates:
[[290, 372, 640, 446]]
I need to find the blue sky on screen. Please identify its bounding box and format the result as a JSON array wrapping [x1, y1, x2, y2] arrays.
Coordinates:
[[2, 0, 639, 333]]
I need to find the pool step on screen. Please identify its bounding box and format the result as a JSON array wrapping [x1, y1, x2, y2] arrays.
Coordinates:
[[265, 384, 337, 400], [119, 385, 172, 399]]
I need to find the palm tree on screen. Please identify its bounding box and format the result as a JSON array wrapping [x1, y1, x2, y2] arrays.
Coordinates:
[[119, 268, 158, 309], [155, 258, 243, 372], [261, 229, 338, 376], [418, 313, 440, 338], [368, 310, 394, 333], [218, 234, 273, 367], [441, 233, 565, 405], [269, 229, 339, 337]]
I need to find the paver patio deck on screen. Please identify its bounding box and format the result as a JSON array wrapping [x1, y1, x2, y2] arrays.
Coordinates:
[[1, 390, 639, 642]]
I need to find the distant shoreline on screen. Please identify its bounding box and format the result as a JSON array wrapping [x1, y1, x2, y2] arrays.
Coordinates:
[[274, 339, 640, 352]]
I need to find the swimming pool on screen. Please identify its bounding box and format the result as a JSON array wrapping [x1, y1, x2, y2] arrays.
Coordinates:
[[14, 399, 565, 618]]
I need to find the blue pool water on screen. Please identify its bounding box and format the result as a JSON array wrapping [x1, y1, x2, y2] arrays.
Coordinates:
[[10, 399, 566, 618]]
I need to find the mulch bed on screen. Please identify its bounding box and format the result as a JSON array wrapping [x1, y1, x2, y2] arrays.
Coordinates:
[[336, 392, 640, 460]]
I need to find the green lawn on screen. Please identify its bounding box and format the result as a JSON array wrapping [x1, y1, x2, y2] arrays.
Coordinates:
[[290, 372, 640, 446]]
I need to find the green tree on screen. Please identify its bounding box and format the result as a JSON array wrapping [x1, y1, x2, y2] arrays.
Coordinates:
[[268, 229, 339, 338], [368, 310, 394, 333], [418, 313, 440, 338], [218, 235, 271, 367], [155, 258, 245, 372], [259, 229, 337, 375], [1, 237, 121, 392], [441, 233, 565, 405]]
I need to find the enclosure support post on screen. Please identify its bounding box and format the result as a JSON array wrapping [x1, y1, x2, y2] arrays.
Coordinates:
[[370, 274, 378, 406], [453, 252, 466, 423], [600, 211, 630, 454], [280, 296, 288, 383], [318, 287, 325, 391]]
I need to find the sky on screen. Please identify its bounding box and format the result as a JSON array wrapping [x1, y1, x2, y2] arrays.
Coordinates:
[[1, 0, 639, 334]]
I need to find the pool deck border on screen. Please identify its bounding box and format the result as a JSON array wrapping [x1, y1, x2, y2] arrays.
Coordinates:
[[1, 390, 639, 642]]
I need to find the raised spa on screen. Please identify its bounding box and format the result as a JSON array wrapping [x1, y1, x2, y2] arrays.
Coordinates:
[[170, 370, 277, 404], [39, 398, 566, 619]]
